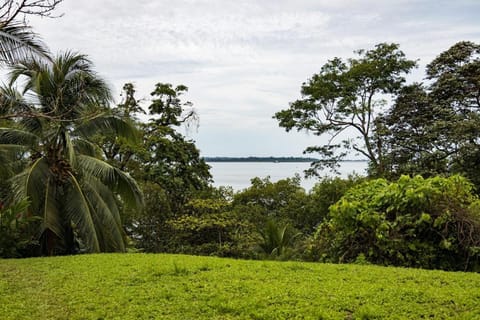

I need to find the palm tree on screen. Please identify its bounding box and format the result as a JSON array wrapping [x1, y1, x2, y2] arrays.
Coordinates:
[[259, 219, 301, 258], [0, 52, 143, 255]]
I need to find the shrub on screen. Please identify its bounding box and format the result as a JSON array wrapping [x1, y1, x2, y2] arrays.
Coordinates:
[[298, 175, 364, 233], [0, 199, 40, 258], [164, 198, 260, 258], [310, 175, 480, 271]]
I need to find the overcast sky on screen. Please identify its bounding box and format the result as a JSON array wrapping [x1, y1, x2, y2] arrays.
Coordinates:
[[28, 0, 480, 157]]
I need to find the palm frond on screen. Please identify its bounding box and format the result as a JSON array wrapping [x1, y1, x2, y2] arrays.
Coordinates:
[[0, 144, 25, 178], [10, 157, 49, 215], [87, 178, 122, 229], [76, 155, 143, 209], [64, 131, 76, 166], [0, 84, 31, 116], [0, 22, 49, 64], [7, 57, 45, 91], [18, 116, 43, 135], [73, 138, 102, 157], [0, 127, 38, 146], [82, 179, 126, 252], [55, 51, 112, 109], [42, 177, 64, 240], [76, 115, 139, 145], [64, 172, 100, 252]]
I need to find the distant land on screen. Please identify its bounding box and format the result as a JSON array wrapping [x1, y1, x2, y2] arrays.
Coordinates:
[[204, 157, 367, 163], [204, 156, 316, 162]]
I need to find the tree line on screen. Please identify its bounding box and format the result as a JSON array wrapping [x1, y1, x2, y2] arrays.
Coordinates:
[[0, 1, 479, 271]]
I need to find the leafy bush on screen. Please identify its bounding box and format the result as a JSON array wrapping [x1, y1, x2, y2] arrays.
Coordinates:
[[310, 175, 480, 271], [298, 175, 364, 233], [0, 199, 40, 258], [232, 176, 310, 230], [157, 176, 364, 259], [163, 198, 260, 258], [128, 182, 173, 252]]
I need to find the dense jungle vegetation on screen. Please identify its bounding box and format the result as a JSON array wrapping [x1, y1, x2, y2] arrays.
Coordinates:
[[0, 0, 479, 272]]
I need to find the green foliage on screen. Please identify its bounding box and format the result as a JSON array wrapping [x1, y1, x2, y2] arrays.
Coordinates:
[[301, 175, 364, 233], [259, 219, 301, 259], [128, 182, 172, 252], [148, 83, 196, 127], [137, 83, 211, 198], [232, 175, 307, 228], [0, 53, 143, 255], [379, 83, 452, 178], [162, 198, 259, 258], [312, 175, 480, 271], [0, 199, 40, 258], [1, 253, 480, 319], [381, 41, 480, 187], [141, 125, 211, 211], [92, 82, 212, 253], [274, 43, 416, 176], [0, 17, 49, 64], [146, 175, 364, 260]]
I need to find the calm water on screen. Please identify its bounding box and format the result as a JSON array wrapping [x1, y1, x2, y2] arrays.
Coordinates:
[[207, 161, 368, 191]]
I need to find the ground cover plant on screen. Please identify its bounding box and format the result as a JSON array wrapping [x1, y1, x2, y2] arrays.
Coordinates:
[[1, 253, 479, 319]]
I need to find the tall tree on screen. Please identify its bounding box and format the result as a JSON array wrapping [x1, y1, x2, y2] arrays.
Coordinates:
[[274, 43, 416, 177], [98, 82, 211, 200], [0, 52, 143, 255], [381, 41, 480, 185], [143, 83, 210, 209], [427, 41, 480, 186], [93, 82, 212, 251], [379, 83, 453, 178]]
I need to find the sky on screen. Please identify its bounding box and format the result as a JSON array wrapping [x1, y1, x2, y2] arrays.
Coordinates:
[[28, 0, 480, 157]]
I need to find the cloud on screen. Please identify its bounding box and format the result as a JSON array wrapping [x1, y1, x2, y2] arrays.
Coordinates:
[[27, 0, 480, 157]]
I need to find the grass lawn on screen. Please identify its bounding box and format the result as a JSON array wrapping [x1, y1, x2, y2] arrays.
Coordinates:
[[0, 253, 479, 319]]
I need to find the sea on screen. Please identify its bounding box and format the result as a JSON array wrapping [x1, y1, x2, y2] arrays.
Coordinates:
[[207, 161, 368, 192]]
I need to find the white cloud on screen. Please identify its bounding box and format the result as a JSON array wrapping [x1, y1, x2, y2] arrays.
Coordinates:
[[27, 0, 480, 157]]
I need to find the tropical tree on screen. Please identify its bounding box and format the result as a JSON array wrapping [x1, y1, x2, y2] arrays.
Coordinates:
[[379, 83, 452, 178], [0, 52, 143, 255], [90, 82, 212, 252], [380, 41, 480, 185], [274, 43, 416, 177]]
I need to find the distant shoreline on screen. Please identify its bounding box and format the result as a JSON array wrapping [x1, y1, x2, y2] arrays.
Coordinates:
[[204, 157, 366, 163]]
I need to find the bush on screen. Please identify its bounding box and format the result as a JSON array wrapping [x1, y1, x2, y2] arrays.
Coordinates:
[[128, 182, 173, 252], [298, 175, 364, 233], [162, 198, 260, 258], [310, 175, 480, 271], [232, 176, 310, 231], [0, 199, 40, 258]]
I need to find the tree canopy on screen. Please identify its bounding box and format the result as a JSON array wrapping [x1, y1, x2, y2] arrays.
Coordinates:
[[275, 43, 416, 177], [381, 41, 480, 184]]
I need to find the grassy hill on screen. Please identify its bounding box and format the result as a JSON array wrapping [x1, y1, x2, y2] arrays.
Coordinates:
[[1, 254, 479, 319]]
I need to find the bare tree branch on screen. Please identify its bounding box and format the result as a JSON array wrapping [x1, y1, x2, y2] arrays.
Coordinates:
[[0, 0, 63, 27]]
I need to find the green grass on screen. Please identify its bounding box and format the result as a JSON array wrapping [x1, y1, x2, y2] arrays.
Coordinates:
[[1, 254, 479, 319]]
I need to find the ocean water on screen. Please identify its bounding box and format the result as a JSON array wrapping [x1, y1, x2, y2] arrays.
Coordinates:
[[207, 161, 368, 191]]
